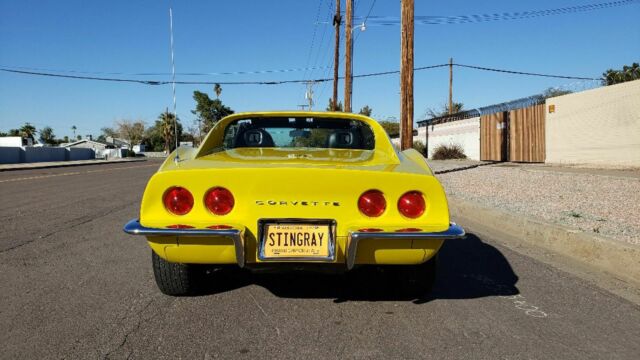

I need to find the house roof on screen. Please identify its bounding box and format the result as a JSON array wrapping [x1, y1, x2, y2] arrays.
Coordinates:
[[63, 139, 108, 148]]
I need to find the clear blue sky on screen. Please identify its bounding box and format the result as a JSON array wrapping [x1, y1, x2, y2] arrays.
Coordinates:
[[1, 0, 638, 138]]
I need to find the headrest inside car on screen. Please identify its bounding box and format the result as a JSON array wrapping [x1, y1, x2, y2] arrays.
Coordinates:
[[240, 129, 275, 147], [328, 130, 359, 148]]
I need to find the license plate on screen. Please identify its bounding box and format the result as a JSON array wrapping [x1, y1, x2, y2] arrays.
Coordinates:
[[260, 223, 333, 260]]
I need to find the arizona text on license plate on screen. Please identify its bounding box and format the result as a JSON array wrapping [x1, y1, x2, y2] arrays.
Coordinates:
[[262, 224, 331, 259]]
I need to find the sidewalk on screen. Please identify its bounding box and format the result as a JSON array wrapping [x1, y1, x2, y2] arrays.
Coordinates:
[[0, 158, 147, 172]]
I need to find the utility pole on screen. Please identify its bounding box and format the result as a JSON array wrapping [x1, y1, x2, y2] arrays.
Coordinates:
[[332, 0, 341, 111], [449, 57, 453, 114], [400, 0, 414, 150], [344, 0, 353, 112]]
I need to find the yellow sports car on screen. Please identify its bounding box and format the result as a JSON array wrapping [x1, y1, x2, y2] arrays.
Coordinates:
[[124, 111, 464, 296]]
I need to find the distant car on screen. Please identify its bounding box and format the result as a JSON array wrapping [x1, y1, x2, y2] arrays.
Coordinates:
[[124, 111, 464, 296]]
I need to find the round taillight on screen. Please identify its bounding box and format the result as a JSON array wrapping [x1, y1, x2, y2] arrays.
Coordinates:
[[358, 190, 386, 217], [205, 187, 235, 215], [163, 187, 194, 215], [398, 191, 425, 218]]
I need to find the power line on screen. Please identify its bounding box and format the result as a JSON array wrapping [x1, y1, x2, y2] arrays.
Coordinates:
[[0, 64, 332, 77], [347, 0, 640, 26], [355, 0, 376, 43], [0, 62, 602, 85], [302, 0, 326, 82], [454, 63, 601, 81]]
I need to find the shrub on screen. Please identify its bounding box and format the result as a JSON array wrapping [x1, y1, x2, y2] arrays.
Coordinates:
[[431, 144, 467, 160], [412, 141, 427, 156]]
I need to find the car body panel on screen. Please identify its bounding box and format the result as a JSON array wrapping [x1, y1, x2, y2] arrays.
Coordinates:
[[128, 111, 461, 268]]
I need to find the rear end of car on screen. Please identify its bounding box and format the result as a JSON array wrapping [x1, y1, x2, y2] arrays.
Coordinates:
[[124, 112, 464, 295]]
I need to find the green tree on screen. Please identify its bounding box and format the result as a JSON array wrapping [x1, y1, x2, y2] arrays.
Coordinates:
[[378, 120, 400, 137], [100, 126, 118, 139], [71, 125, 77, 139], [214, 83, 222, 99], [542, 87, 572, 99], [425, 102, 464, 118], [326, 98, 343, 111], [602, 62, 640, 85], [358, 105, 373, 117], [191, 90, 234, 134], [20, 123, 36, 142], [0, 131, 7, 137], [39, 126, 56, 145], [152, 110, 183, 152], [8, 129, 20, 136]]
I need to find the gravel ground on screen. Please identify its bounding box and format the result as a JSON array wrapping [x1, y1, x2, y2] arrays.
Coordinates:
[[431, 161, 640, 247]]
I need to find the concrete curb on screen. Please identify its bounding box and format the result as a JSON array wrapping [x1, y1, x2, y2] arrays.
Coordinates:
[[448, 196, 640, 287], [0, 158, 147, 172]]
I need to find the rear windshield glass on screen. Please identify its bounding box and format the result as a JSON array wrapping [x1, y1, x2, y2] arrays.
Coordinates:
[[222, 117, 375, 150]]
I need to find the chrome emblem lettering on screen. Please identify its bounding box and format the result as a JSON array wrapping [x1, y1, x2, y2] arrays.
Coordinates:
[[256, 200, 340, 206]]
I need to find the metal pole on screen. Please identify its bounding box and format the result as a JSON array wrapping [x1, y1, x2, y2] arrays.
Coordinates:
[[449, 57, 453, 115], [169, 8, 179, 159]]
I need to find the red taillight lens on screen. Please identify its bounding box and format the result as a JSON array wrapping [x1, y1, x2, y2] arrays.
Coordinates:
[[205, 187, 235, 215], [163, 187, 194, 215], [358, 190, 386, 217], [398, 191, 425, 218]]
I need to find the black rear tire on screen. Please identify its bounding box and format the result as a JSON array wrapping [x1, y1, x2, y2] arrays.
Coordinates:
[[151, 251, 196, 296]]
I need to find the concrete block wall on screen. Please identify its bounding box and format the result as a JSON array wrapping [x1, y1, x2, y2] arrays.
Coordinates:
[[426, 117, 480, 160], [546, 80, 640, 167], [0, 147, 23, 164], [0, 146, 96, 164], [68, 148, 95, 161], [24, 147, 67, 163]]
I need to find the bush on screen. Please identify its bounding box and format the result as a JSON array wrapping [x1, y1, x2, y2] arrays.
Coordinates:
[[412, 141, 427, 156], [431, 144, 467, 160]]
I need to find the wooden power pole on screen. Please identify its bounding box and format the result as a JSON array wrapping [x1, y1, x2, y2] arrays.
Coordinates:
[[449, 58, 453, 114], [332, 0, 342, 111], [344, 0, 353, 112], [400, 0, 414, 150]]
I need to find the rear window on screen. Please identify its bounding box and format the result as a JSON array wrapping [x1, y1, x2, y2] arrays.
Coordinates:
[[222, 117, 375, 150]]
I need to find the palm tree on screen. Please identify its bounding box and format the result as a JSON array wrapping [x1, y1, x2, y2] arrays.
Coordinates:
[[71, 125, 77, 139], [20, 123, 36, 142], [40, 126, 56, 145], [158, 110, 177, 152], [425, 102, 464, 118], [214, 83, 222, 99]]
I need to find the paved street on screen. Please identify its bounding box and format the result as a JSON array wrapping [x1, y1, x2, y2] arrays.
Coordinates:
[[1, 160, 639, 359]]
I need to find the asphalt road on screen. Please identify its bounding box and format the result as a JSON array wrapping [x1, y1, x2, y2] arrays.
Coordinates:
[[1, 161, 639, 359]]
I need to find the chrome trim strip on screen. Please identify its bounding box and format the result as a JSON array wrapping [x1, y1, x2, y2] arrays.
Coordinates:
[[346, 223, 465, 270], [122, 219, 245, 268]]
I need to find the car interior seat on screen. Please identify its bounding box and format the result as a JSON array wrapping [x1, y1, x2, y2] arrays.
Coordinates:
[[327, 129, 361, 149], [235, 128, 275, 148]]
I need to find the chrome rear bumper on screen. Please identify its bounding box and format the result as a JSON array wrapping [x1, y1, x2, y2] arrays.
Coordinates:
[[123, 219, 245, 267], [346, 223, 465, 269], [123, 219, 464, 270]]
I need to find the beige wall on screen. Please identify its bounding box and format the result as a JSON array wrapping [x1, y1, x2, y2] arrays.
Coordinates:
[[546, 80, 640, 167]]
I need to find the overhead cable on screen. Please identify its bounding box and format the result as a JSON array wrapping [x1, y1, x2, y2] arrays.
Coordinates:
[[0, 63, 601, 85], [347, 0, 640, 26]]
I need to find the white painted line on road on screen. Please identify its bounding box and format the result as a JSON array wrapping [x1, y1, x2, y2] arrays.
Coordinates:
[[0, 164, 158, 183]]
